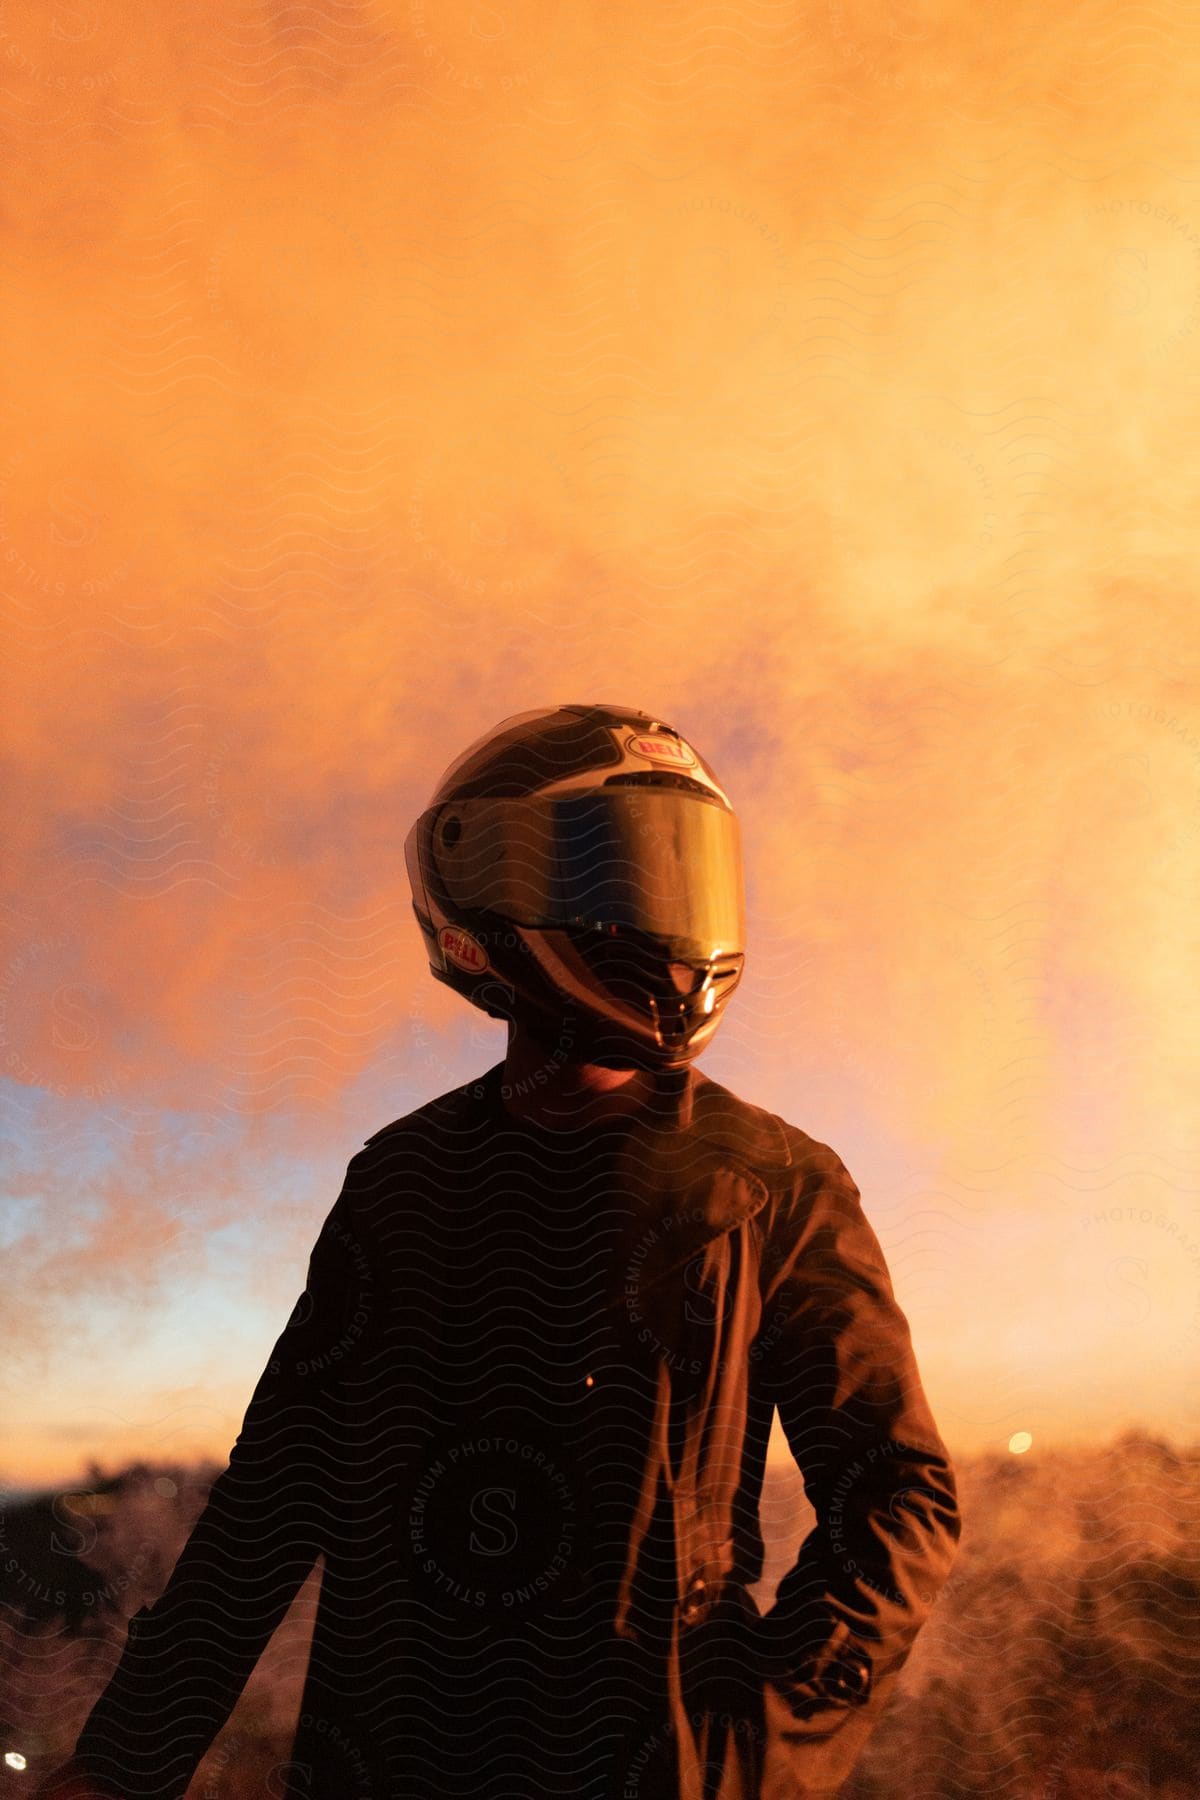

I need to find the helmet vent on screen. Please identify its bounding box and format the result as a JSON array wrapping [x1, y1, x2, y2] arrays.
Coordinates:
[[604, 771, 719, 801]]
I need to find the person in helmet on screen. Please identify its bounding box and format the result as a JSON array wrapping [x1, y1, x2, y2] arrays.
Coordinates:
[[43, 704, 960, 1800]]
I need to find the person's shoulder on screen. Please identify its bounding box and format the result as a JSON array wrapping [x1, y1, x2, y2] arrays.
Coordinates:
[[694, 1071, 855, 1192], [691, 1071, 805, 1172], [353, 1067, 497, 1161]]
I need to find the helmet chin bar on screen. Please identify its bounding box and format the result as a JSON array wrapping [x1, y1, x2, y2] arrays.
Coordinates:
[[514, 925, 729, 1069], [515, 1000, 696, 1074]]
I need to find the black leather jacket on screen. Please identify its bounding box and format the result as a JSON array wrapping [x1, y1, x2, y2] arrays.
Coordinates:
[[74, 1060, 960, 1798]]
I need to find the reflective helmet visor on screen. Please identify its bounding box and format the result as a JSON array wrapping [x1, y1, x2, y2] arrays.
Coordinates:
[[433, 789, 744, 955]]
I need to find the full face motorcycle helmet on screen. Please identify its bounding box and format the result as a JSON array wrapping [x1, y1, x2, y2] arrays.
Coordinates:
[[403, 704, 745, 1071]]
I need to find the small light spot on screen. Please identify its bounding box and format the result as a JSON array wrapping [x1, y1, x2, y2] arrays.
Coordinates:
[[1008, 1431, 1033, 1455], [584, 1374, 594, 1387], [5, 1750, 27, 1771], [154, 1476, 177, 1498]]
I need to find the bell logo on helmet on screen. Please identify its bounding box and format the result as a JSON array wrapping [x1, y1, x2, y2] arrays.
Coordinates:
[[625, 732, 697, 768], [439, 926, 489, 974]]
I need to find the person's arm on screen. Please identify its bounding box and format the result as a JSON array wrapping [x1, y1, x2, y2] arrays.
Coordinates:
[[754, 1141, 961, 1757], [63, 1161, 371, 1800]]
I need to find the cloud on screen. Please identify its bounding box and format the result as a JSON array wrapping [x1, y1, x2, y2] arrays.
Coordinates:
[[3, 0, 1199, 1475]]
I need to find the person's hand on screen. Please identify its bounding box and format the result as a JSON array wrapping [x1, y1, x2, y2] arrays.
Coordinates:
[[762, 1664, 859, 1720], [32, 1756, 122, 1800], [747, 1618, 872, 1720]]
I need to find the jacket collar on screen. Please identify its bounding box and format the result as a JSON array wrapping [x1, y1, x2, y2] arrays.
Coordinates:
[[685, 1066, 793, 1172], [604, 1067, 790, 1295], [461, 1061, 794, 1294], [420, 1058, 792, 1172], [365, 1060, 791, 1285]]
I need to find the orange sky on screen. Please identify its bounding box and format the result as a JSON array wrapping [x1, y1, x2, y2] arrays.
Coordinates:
[[4, 1, 1200, 1486]]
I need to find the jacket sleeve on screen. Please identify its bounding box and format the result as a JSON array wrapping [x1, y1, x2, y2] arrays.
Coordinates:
[[754, 1140, 960, 1731], [71, 1162, 371, 1800]]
